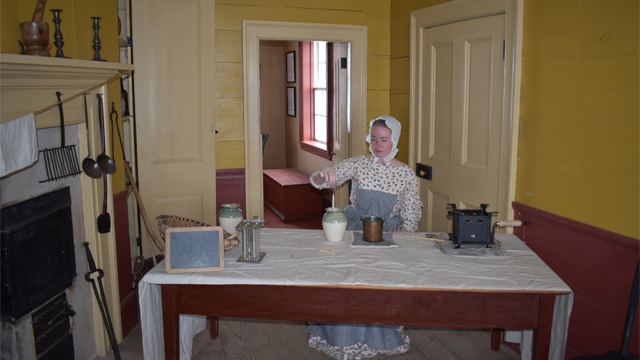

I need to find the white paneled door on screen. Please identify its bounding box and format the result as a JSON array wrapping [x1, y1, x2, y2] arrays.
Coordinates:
[[132, 0, 216, 256], [413, 13, 507, 233]]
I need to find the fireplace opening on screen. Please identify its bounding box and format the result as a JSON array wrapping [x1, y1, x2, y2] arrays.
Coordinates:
[[1, 187, 77, 321]]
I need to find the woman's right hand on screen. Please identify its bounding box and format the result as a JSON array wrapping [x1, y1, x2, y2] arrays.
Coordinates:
[[317, 167, 337, 186]]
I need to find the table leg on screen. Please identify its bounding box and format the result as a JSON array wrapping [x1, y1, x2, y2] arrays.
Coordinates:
[[491, 329, 504, 351], [161, 284, 180, 360], [209, 316, 219, 339], [533, 294, 556, 360]]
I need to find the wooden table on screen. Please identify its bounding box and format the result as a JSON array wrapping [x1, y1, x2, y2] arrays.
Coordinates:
[[162, 284, 558, 359], [140, 229, 572, 360]]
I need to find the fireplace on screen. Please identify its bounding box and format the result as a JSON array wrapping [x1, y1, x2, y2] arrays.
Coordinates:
[[0, 125, 100, 359], [1, 187, 76, 320], [1, 53, 133, 359], [1, 187, 77, 358]]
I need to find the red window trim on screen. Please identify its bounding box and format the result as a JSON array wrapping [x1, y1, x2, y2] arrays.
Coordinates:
[[299, 41, 334, 161]]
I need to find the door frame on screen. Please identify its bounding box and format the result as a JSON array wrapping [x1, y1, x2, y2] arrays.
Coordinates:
[[409, 0, 523, 221], [243, 21, 368, 219]]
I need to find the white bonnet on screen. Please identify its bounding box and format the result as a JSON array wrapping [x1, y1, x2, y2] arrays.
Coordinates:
[[365, 115, 401, 165]]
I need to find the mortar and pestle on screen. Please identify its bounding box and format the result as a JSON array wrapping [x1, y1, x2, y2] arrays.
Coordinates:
[[20, 0, 50, 56]]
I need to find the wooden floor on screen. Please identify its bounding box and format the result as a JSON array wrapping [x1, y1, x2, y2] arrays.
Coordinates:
[[96, 207, 522, 359], [100, 318, 522, 360]]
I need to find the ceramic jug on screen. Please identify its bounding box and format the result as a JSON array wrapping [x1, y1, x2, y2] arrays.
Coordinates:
[[322, 207, 347, 242], [219, 203, 243, 236]]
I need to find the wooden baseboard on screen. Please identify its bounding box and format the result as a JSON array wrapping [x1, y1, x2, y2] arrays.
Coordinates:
[[113, 189, 138, 339], [512, 202, 639, 358]]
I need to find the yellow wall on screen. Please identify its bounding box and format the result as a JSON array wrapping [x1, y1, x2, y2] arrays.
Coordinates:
[[1, 0, 127, 193], [517, 0, 639, 239], [214, 0, 392, 169], [390, 0, 639, 239], [6, 0, 636, 239]]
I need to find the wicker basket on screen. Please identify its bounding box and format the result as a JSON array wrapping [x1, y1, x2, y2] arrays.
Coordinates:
[[156, 214, 240, 251]]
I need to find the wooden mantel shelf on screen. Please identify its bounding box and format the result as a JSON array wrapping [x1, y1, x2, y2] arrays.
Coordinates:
[[0, 53, 133, 89], [0, 53, 134, 128]]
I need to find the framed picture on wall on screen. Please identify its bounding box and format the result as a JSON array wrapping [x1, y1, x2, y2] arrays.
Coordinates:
[[286, 51, 296, 83], [287, 87, 296, 117]]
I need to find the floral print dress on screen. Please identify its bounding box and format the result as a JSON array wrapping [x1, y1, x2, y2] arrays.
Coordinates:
[[306, 155, 422, 359], [310, 155, 422, 232]]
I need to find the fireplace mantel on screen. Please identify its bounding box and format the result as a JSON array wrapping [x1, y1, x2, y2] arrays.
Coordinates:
[[0, 53, 133, 129]]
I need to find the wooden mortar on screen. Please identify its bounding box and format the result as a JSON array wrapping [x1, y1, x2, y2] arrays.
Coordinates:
[[20, 0, 50, 56]]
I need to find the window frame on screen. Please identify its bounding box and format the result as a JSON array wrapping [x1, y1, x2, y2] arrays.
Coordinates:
[[299, 41, 334, 160]]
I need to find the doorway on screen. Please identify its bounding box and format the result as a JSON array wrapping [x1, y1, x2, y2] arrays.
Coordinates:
[[258, 40, 346, 229], [243, 21, 368, 220], [409, 0, 523, 232]]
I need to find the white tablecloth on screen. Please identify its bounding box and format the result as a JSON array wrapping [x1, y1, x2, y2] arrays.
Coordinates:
[[139, 229, 573, 359]]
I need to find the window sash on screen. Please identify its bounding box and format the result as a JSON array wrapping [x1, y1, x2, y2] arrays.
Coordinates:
[[299, 41, 333, 160]]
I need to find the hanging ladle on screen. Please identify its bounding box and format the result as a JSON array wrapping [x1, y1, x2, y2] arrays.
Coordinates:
[[82, 93, 102, 178], [96, 93, 116, 174]]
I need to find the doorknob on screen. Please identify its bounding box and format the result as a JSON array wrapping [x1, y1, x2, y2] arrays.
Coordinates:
[[416, 163, 432, 180]]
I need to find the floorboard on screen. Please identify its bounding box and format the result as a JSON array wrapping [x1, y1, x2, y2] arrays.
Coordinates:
[[99, 319, 521, 360]]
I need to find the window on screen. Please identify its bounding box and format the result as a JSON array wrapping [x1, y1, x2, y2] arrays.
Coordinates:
[[313, 42, 327, 143], [300, 41, 333, 160]]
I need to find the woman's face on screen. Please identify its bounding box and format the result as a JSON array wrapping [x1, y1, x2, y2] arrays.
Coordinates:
[[370, 125, 393, 158]]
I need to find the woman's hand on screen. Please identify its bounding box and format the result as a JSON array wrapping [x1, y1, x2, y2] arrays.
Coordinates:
[[316, 167, 337, 186], [390, 226, 409, 233]]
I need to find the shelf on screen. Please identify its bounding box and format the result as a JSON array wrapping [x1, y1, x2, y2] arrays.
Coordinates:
[[0, 53, 133, 89], [0, 53, 134, 128]]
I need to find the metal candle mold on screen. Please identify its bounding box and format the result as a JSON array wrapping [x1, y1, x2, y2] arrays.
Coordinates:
[[236, 217, 266, 263]]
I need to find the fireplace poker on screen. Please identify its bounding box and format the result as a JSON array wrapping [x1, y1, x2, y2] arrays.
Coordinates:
[[83, 242, 121, 360]]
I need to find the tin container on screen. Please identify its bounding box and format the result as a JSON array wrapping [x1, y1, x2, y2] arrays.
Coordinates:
[[362, 216, 383, 242]]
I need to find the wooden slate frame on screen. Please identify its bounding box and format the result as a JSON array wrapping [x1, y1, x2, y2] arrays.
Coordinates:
[[165, 226, 224, 274]]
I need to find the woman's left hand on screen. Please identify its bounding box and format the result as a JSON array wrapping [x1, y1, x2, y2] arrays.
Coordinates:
[[390, 226, 409, 233]]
